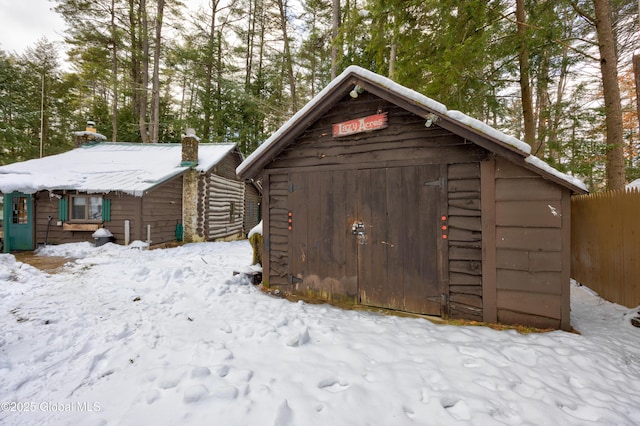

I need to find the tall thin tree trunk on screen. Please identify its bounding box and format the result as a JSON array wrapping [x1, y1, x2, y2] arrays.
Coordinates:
[[516, 0, 536, 150], [129, 0, 140, 140], [593, 0, 625, 189], [203, 2, 218, 142], [535, 50, 550, 157], [110, 0, 118, 142], [276, 0, 297, 112], [245, 0, 255, 91], [331, 0, 340, 80], [139, 0, 150, 143], [150, 0, 164, 143]]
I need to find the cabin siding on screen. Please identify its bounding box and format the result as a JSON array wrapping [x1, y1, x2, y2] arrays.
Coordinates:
[[493, 158, 569, 329], [447, 162, 483, 321], [244, 183, 261, 234], [141, 175, 183, 244], [263, 93, 489, 314], [240, 68, 581, 330], [266, 173, 289, 287], [268, 96, 488, 172], [204, 174, 244, 240]]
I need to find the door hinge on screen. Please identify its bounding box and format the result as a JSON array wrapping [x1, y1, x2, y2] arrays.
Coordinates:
[[424, 177, 445, 187], [289, 275, 303, 284]]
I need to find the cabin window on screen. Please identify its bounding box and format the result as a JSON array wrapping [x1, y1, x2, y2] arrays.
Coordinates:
[[229, 202, 235, 223], [12, 196, 28, 224], [69, 195, 103, 221]]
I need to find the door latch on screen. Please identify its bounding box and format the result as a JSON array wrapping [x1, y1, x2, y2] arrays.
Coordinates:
[[351, 221, 366, 244]]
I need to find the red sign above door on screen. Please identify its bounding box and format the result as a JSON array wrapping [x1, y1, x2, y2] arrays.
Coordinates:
[[332, 112, 388, 137]]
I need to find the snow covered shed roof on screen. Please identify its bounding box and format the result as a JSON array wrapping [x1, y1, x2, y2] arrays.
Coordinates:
[[237, 65, 587, 194], [0, 142, 239, 197]]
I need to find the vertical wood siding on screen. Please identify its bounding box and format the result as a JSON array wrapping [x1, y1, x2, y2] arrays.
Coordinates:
[[572, 188, 640, 308], [141, 175, 183, 244]]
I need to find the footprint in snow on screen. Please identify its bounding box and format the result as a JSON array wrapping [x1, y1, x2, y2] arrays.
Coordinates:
[[441, 397, 471, 420], [183, 384, 209, 403], [317, 378, 350, 392], [274, 399, 293, 426]]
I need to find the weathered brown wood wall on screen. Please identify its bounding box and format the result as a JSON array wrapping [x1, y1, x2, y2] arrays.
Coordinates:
[[266, 173, 289, 287], [141, 175, 183, 244], [447, 162, 483, 321], [243, 183, 261, 234], [571, 188, 640, 308], [493, 158, 570, 329], [263, 93, 489, 312], [108, 193, 143, 242], [32, 176, 182, 247]]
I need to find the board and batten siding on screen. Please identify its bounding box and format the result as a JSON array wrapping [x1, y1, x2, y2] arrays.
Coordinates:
[[204, 173, 244, 240], [492, 158, 570, 329]]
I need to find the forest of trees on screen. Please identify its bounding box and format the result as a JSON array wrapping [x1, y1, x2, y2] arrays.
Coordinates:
[[1, 0, 639, 191]]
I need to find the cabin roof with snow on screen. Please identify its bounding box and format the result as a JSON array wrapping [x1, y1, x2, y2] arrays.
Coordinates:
[[0, 142, 240, 197], [237, 65, 587, 194]]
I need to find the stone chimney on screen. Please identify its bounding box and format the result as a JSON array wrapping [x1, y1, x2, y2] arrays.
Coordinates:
[[181, 129, 203, 243], [73, 120, 107, 148], [181, 128, 199, 167]]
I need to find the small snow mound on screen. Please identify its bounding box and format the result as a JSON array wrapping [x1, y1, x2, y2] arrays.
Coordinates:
[[286, 326, 310, 347], [92, 228, 113, 238], [129, 240, 150, 250], [183, 384, 209, 403], [209, 381, 238, 399], [248, 220, 262, 238]]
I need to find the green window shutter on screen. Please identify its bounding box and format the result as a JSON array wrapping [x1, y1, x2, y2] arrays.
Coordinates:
[[58, 198, 67, 221], [102, 199, 111, 222]]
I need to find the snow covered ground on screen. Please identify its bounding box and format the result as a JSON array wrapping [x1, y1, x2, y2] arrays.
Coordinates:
[[1, 240, 639, 426]]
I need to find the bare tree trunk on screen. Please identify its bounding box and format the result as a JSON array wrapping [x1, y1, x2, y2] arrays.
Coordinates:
[[110, 0, 118, 142], [129, 0, 141, 141], [593, 0, 625, 189], [516, 0, 537, 150], [331, 0, 340, 80], [634, 53, 640, 140], [139, 0, 150, 143], [150, 0, 164, 143], [535, 50, 549, 157], [276, 0, 297, 112], [203, 1, 219, 142]]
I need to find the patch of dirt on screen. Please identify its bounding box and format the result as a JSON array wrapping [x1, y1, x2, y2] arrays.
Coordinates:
[[13, 252, 74, 274]]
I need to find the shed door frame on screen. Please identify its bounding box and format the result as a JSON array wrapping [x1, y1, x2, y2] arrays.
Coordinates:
[[3, 192, 34, 252], [355, 164, 447, 315], [285, 164, 447, 316]]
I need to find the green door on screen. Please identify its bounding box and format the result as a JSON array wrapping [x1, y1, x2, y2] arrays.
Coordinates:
[[3, 193, 34, 252]]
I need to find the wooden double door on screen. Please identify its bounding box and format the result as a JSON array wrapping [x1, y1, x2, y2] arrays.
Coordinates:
[[287, 164, 444, 315]]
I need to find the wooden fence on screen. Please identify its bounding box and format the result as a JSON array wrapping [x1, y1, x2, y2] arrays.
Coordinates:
[[571, 188, 640, 308]]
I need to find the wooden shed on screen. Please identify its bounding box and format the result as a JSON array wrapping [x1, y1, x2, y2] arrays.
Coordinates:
[[237, 66, 587, 330], [1, 135, 254, 251]]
